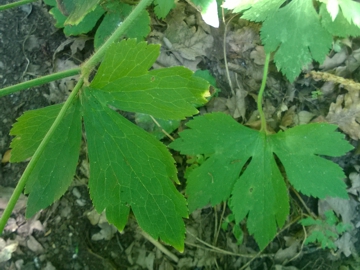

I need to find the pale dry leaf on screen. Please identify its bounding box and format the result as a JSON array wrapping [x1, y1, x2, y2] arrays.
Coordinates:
[[326, 89, 360, 140], [335, 48, 360, 78], [321, 81, 336, 96], [226, 87, 248, 119], [17, 214, 44, 236], [274, 266, 299, 270], [318, 197, 360, 257], [335, 232, 353, 257], [70, 36, 90, 55], [281, 106, 296, 128], [320, 48, 348, 70], [294, 111, 315, 125], [26, 235, 44, 254], [42, 261, 56, 270], [145, 252, 155, 270], [165, 22, 214, 61], [0, 186, 27, 213], [348, 168, 360, 198], [1, 149, 11, 163], [158, 259, 174, 270], [226, 27, 260, 55], [274, 238, 300, 264], [250, 46, 266, 65], [91, 222, 117, 241], [136, 249, 148, 269], [0, 239, 18, 263], [86, 209, 101, 225], [45, 59, 79, 103]]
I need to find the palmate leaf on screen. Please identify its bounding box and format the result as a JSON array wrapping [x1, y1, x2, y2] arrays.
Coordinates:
[[8, 39, 208, 250], [223, 0, 333, 82], [9, 101, 82, 218], [80, 39, 209, 250], [169, 113, 353, 249]]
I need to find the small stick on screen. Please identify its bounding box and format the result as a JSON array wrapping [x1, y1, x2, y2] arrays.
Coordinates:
[[139, 230, 179, 263], [149, 115, 175, 141]]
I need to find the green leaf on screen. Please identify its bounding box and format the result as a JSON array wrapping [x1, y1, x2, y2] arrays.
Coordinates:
[[135, 113, 180, 140], [48, 5, 104, 35], [153, 0, 175, 19], [320, 4, 360, 37], [10, 104, 63, 162], [90, 39, 210, 119], [337, 0, 360, 27], [261, 0, 332, 82], [300, 217, 322, 226], [64, 5, 105, 36], [324, 210, 338, 226], [81, 89, 188, 251], [60, 0, 101, 26], [305, 230, 337, 249], [224, 0, 285, 22], [222, 0, 256, 13], [170, 112, 352, 249], [19, 100, 82, 218], [194, 69, 220, 97], [94, 3, 150, 49]]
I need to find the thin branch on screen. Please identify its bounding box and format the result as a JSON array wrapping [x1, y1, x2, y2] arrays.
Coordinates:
[[0, 0, 37, 11], [0, 68, 81, 98]]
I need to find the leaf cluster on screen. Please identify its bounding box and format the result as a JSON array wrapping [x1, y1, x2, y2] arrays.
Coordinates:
[[9, 39, 210, 251], [1, 0, 357, 253], [43, 0, 174, 49], [170, 113, 353, 249], [300, 210, 353, 250]]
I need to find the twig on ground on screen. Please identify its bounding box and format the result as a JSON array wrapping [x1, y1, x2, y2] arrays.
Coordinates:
[[139, 229, 179, 263]]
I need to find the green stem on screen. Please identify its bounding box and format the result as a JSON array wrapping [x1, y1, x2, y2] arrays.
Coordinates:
[[0, 0, 37, 11], [257, 54, 271, 133], [0, 68, 81, 98], [0, 78, 84, 234], [81, 0, 153, 82]]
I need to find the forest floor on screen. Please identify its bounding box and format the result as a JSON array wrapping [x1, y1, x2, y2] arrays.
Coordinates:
[[0, 0, 360, 269]]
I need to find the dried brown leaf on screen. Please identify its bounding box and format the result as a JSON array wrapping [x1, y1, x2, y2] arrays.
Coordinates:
[[326, 90, 360, 140]]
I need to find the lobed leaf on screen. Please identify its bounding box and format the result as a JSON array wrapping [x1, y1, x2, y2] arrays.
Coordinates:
[[18, 100, 82, 218], [261, 0, 332, 82], [82, 89, 188, 251], [170, 112, 353, 249], [90, 39, 209, 119], [320, 4, 360, 37]]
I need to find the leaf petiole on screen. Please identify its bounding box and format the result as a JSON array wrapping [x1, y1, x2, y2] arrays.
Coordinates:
[[257, 54, 271, 133], [0, 0, 37, 11], [0, 68, 81, 98]]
